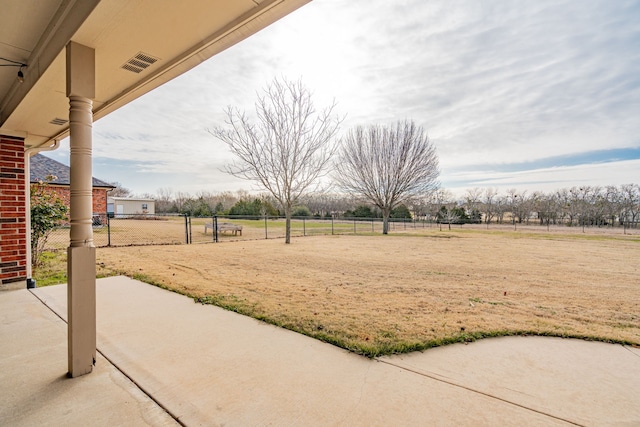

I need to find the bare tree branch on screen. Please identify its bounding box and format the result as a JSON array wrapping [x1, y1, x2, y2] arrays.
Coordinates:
[[209, 77, 342, 243], [334, 120, 440, 234]]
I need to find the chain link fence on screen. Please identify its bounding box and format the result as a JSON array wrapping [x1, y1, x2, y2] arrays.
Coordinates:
[[40, 213, 639, 252], [187, 215, 437, 243], [43, 214, 189, 250], [41, 214, 437, 250]]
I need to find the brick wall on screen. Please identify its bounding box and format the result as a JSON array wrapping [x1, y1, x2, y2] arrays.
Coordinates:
[[93, 188, 108, 217], [32, 185, 109, 220], [48, 186, 70, 206], [1, 136, 27, 287]]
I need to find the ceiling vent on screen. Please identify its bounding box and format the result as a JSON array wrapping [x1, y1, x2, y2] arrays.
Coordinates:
[[50, 118, 68, 126], [121, 52, 159, 74]]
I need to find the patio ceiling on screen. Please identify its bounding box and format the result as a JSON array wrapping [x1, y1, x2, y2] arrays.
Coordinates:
[[0, 0, 309, 148]]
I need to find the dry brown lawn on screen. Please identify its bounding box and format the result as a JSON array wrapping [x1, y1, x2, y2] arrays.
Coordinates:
[[96, 229, 640, 356]]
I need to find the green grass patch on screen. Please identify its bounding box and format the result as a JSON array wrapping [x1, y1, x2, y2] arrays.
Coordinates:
[[32, 251, 67, 287], [32, 250, 117, 287]]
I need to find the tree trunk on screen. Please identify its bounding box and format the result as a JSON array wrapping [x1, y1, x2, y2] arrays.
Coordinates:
[[382, 209, 391, 234], [285, 205, 291, 244]]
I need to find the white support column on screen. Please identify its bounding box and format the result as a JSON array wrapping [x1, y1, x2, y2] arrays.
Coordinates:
[[66, 41, 96, 377]]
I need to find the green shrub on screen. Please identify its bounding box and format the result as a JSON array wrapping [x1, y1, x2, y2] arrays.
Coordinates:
[[292, 206, 311, 217], [344, 205, 378, 218], [228, 198, 278, 217], [390, 204, 412, 219], [31, 178, 68, 267]]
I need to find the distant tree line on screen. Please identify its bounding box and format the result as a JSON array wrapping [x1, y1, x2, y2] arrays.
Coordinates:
[[133, 183, 638, 230], [421, 184, 640, 229]]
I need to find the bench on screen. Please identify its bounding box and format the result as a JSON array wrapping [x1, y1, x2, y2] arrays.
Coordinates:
[[204, 222, 243, 236]]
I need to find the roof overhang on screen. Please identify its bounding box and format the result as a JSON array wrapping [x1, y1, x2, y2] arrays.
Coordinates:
[[0, 0, 310, 149], [108, 197, 155, 201]]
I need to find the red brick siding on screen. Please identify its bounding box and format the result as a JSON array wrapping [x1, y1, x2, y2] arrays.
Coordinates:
[[32, 185, 109, 221], [48, 186, 70, 206], [93, 189, 108, 215], [0, 137, 27, 285]]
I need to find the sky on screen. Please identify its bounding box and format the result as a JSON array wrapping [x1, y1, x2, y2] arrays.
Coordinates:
[[47, 0, 640, 198]]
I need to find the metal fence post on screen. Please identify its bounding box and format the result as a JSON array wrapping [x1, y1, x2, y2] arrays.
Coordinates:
[[212, 215, 215, 242], [184, 214, 189, 244], [331, 216, 334, 235], [353, 218, 356, 234], [107, 213, 111, 247], [303, 217, 306, 236], [265, 214, 268, 239], [214, 215, 218, 242]]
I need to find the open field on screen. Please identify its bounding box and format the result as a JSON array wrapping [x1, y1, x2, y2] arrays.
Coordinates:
[[95, 229, 640, 356]]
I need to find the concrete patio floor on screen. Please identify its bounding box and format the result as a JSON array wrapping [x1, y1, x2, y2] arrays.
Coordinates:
[[1, 276, 639, 426]]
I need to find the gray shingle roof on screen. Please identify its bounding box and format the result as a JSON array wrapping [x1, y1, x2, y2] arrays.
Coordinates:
[[30, 153, 114, 188]]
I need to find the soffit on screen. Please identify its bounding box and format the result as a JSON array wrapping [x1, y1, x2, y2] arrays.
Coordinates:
[[0, 0, 64, 103]]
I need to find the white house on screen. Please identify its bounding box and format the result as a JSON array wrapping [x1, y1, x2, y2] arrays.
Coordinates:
[[108, 197, 155, 216]]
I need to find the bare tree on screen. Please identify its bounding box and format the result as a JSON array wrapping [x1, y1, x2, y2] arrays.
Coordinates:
[[173, 191, 192, 214], [334, 120, 440, 234], [155, 187, 174, 213], [216, 191, 239, 213], [556, 188, 572, 225], [210, 78, 341, 243], [495, 195, 509, 224], [442, 208, 461, 231], [482, 188, 499, 227], [567, 186, 589, 229], [506, 189, 520, 229], [604, 185, 621, 227], [619, 183, 640, 232], [464, 187, 483, 213], [531, 191, 554, 230], [107, 181, 131, 198], [591, 187, 608, 227], [463, 187, 483, 224], [406, 196, 428, 221], [421, 184, 453, 224], [300, 191, 344, 217]]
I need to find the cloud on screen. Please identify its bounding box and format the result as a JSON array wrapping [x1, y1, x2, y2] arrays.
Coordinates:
[[444, 158, 640, 196], [57, 0, 640, 196]]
